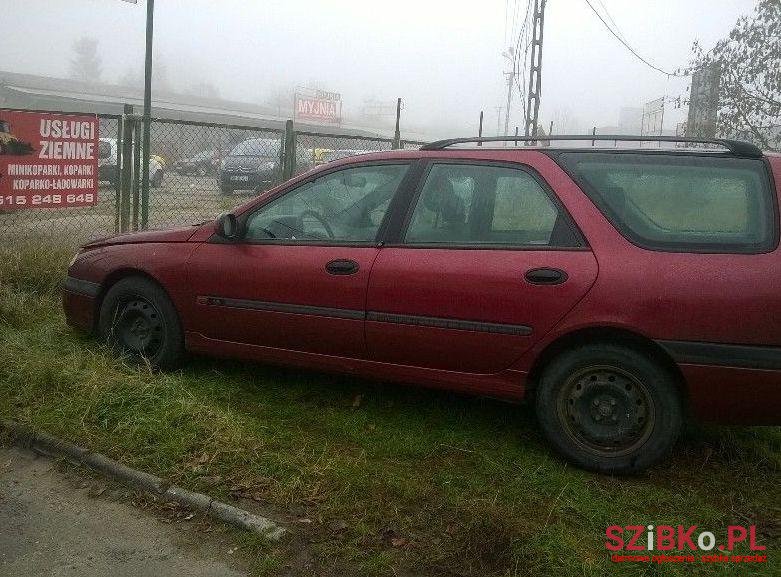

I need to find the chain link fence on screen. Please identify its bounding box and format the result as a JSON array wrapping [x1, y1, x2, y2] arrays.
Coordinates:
[[293, 131, 394, 176], [147, 119, 284, 231], [0, 107, 426, 246]]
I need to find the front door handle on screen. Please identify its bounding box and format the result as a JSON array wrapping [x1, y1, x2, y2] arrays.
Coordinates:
[[525, 267, 568, 285], [325, 259, 359, 275]]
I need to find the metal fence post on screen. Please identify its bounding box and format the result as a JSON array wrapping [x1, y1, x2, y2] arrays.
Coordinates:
[[132, 118, 142, 231], [119, 104, 134, 233], [282, 119, 295, 181], [114, 118, 122, 233]]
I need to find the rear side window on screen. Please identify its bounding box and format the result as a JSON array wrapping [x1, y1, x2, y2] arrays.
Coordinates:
[[404, 163, 580, 247], [559, 153, 776, 253]]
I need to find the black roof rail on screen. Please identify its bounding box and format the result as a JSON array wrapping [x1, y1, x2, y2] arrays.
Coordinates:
[[419, 135, 764, 158]]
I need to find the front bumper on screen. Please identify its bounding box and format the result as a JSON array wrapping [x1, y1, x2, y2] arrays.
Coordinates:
[[62, 276, 100, 332], [218, 169, 278, 190]]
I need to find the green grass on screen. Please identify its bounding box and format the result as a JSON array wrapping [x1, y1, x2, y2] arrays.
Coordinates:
[[1, 243, 779, 576]]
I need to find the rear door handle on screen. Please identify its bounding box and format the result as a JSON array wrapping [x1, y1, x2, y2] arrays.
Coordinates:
[[325, 259, 359, 275], [525, 267, 568, 285]]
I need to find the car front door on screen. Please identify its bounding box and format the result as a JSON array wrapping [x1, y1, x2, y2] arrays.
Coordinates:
[[187, 162, 412, 358], [365, 160, 599, 373]]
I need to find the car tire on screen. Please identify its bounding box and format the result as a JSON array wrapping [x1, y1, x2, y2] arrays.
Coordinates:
[[220, 184, 233, 195], [98, 276, 184, 369], [151, 171, 163, 188], [535, 344, 682, 474]]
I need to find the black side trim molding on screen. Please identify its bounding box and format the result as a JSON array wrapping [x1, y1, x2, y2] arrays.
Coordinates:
[[201, 296, 533, 336], [369, 312, 532, 336], [203, 297, 365, 320], [64, 276, 100, 297], [657, 339, 781, 371]]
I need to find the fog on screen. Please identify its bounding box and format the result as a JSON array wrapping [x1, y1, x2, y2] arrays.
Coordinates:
[[1, 0, 754, 138]]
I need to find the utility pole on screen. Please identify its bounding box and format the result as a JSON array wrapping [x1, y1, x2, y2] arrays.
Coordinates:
[[502, 47, 515, 136], [524, 0, 546, 139], [478, 110, 484, 146], [495, 106, 503, 136], [392, 97, 402, 149]]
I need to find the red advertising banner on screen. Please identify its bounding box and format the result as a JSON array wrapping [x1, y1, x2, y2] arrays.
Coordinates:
[[0, 110, 99, 209]]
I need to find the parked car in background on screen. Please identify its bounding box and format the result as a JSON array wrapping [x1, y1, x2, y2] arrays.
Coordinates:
[[218, 138, 281, 195], [97, 138, 165, 188], [64, 135, 781, 474], [172, 149, 221, 176], [321, 149, 374, 163]]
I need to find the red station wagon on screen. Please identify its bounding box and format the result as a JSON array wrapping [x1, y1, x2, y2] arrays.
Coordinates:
[[63, 135, 781, 473]]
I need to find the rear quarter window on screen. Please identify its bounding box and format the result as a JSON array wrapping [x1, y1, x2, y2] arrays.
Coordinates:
[[558, 152, 777, 253]]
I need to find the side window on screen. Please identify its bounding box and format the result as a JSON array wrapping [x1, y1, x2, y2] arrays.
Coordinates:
[[560, 152, 776, 253], [245, 164, 409, 243], [404, 163, 573, 247]]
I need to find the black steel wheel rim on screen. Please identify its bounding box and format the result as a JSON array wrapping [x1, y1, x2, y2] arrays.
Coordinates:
[[556, 365, 655, 457], [111, 295, 165, 357]]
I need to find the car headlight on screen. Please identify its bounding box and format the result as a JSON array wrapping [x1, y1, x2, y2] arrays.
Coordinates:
[[259, 161, 276, 171]]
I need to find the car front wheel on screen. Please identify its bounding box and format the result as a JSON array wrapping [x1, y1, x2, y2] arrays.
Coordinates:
[[535, 344, 682, 474], [98, 276, 184, 369]]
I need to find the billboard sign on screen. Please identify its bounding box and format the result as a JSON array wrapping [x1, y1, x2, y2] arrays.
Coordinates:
[[0, 110, 99, 209], [641, 97, 665, 140], [294, 90, 342, 125], [687, 63, 721, 138]]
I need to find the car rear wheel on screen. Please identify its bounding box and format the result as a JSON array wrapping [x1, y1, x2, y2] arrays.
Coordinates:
[[98, 276, 184, 369], [535, 344, 682, 474]]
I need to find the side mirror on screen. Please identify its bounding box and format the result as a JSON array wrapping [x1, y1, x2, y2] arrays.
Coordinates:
[[216, 212, 240, 240]]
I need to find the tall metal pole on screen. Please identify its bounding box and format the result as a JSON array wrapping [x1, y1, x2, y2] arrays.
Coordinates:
[[503, 70, 514, 136], [392, 97, 401, 149], [140, 0, 154, 229], [477, 110, 484, 146], [524, 0, 546, 139]]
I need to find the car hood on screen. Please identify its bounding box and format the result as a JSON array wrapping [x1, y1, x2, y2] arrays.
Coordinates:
[[82, 226, 200, 248], [222, 155, 276, 170]]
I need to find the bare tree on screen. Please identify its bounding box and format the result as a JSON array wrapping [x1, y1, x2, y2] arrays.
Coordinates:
[[69, 37, 102, 82], [686, 0, 780, 149], [116, 53, 172, 93]]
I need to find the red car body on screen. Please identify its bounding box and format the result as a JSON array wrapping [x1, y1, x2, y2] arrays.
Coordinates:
[[64, 146, 781, 426]]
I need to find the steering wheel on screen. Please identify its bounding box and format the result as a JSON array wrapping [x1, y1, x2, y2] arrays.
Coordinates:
[[299, 209, 335, 239]]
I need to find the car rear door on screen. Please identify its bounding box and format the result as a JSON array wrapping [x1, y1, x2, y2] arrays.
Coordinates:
[[186, 161, 413, 358], [365, 160, 598, 373]]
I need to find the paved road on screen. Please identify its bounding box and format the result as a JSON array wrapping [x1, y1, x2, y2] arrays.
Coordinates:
[[0, 446, 247, 577]]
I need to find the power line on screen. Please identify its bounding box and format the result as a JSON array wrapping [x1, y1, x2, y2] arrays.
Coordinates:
[[583, 0, 682, 77], [596, 0, 625, 42]]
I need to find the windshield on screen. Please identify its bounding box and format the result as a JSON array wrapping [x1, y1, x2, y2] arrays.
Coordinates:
[[230, 139, 281, 157]]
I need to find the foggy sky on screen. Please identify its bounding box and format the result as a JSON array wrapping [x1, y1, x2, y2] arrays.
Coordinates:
[[1, 0, 755, 138]]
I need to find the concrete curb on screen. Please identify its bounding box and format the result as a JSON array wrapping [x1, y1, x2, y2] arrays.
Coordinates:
[[0, 420, 286, 540]]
